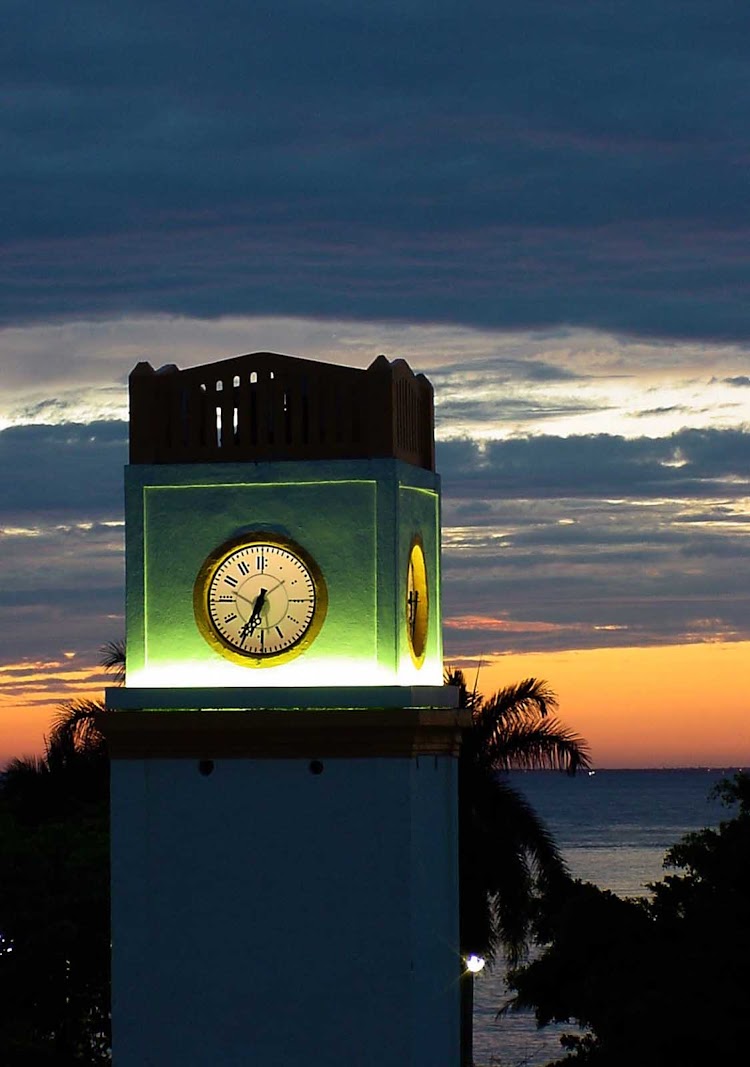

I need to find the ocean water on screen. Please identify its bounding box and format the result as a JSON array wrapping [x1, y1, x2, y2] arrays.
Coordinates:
[[472, 768, 739, 1067]]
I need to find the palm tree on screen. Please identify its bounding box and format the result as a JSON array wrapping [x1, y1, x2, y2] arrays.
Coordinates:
[[450, 669, 591, 1065], [13, 640, 126, 803], [2, 699, 109, 818], [0, 644, 125, 1061], [452, 669, 591, 966], [24, 637, 126, 805]]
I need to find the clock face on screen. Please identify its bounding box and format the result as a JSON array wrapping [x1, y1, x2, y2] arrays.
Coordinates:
[[193, 533, 327, 666], [406, 536, 428, 667]]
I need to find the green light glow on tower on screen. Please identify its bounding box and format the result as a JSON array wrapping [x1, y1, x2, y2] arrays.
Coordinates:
[[125, 460, 443, 689]]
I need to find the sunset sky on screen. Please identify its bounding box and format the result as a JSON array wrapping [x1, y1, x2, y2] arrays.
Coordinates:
[[2, 1, 750, 767]]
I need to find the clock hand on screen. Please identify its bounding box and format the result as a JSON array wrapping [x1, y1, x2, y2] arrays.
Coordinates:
[[247, 588, 268, 636], [232, 588, 258, 609], [408, 589, 419, 635], [237, 590, 266, 645], [231, 581, 283, 608], [262, 576, 286, 595]]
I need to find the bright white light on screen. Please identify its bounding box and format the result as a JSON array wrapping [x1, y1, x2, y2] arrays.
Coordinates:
[[465, 954, 486, 974], [127, 657, 402, 690]]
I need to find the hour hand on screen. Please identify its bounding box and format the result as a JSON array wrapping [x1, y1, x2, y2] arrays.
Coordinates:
[[243, 588, 268, 639], [408, 589, 419, 633]]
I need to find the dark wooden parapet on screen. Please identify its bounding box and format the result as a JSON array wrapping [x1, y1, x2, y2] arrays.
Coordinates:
[[129, 351, 435, 470]]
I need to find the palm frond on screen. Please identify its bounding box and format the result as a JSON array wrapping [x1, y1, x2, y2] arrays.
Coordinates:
[[481, 678, 559, 721], [2, 754, 49, 783], [468, 678, 590, 776], [99, 639, 126, 684], [484, 718, 591, 776], [444, 666, 481, 710], [48, 699, 107, 757], [461, 773, 569, 964]]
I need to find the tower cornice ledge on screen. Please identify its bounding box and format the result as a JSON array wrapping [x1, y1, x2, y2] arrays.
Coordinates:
[[106, 684, 458, 711], [101, 705, 471, 759]]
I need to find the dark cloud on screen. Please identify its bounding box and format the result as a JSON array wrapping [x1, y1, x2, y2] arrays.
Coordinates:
[[3, 2, 750, 338], [0, 515, 125, 665], [0, 598, 124, 666], [437, 428, 750, 499], [438, 428, 750, 652], [0, 422, 126, 664], [436, 394, 601, 427], [632, 406, 686, 418], [442, 528, 750, 654], [430, 354, 600, 426], [429, 356, 585, 385], [0, 421, 127, 515]]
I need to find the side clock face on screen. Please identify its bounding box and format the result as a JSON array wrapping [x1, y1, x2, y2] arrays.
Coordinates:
[[406, 536, 429, 667], [193, 533, 328, 666]]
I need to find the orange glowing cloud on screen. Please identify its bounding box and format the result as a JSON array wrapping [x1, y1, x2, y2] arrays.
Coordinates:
[[445, 614, 590, 634], [0, 658, 109, 764], [456, 641, 750, 769]]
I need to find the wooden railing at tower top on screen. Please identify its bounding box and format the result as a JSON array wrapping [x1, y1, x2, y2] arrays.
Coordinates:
[[128, 351, 435, 471]]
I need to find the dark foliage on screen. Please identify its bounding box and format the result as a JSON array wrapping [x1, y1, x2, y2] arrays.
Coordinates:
[[508, 772, 750, 1066], [0, 702, 110, 1064], [450, 670, 591, 966], [97, 642, 126, 687]]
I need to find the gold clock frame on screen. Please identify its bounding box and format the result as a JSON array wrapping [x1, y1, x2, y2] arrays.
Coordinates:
[[193, 530, 328, 668], [406, 534, 429, 668]]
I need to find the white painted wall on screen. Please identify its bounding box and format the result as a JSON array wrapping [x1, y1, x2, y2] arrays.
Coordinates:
[[111, 755, 460, 1066]]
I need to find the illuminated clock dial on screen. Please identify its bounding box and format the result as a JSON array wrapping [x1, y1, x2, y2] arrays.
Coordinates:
[[193, 533, 327, 666], [406, 536, 428, 667]]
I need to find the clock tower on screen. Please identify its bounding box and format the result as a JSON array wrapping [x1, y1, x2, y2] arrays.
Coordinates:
[[106, 351, 464, 1066]]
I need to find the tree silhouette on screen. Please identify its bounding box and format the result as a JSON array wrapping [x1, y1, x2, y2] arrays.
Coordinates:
[[0, 700, 110, 1063], [0, 645, 121, 1063], [451, 669, 591, 966], [450, 669, 590, 1067], [509, 772, 750, 1065]]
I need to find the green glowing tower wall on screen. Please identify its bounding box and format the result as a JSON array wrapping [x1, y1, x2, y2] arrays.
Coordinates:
[[124, 456, 441, 689]]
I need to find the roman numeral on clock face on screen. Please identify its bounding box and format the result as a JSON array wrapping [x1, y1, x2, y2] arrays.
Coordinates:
[[198, 536, 327, 664]]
